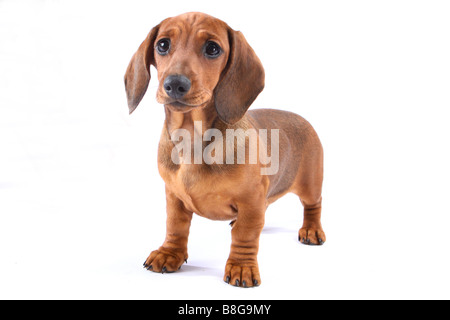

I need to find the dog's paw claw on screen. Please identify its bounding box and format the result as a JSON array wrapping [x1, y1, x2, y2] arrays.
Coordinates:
[[299, 227, 326, 245]]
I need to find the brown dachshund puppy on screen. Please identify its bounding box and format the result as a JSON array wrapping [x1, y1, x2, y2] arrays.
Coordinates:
[[124, 12, 325, 287]]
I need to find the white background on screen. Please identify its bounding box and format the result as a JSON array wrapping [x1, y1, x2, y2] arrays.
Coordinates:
[[1, 0, 449, 299]]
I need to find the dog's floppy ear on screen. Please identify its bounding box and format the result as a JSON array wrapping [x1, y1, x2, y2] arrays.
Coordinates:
[[214, 29, 265, 125], [124, 25, 160, 114]]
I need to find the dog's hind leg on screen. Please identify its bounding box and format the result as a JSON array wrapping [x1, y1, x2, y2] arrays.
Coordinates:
[[298, 197, 325, 245], [291, 133, 326, 245]]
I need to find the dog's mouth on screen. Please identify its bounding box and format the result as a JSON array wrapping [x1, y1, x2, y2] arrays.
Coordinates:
[[157, 91, 211, 113], [166, 101, 199, 112], [169, 101, 191, 108]]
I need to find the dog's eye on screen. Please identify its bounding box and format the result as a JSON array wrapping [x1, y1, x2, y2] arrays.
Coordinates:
[[204, 41, 222, 58], [156, 39, 171, 55]]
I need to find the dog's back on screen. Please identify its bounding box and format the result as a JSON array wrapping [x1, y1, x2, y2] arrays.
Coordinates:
[[247, 109, 323, 202]]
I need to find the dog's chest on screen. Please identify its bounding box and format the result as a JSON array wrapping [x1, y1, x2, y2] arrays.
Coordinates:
[[160, 164, 239, 221]]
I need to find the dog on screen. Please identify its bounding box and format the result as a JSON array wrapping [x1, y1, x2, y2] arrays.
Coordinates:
[[124, 12, 325, 287]]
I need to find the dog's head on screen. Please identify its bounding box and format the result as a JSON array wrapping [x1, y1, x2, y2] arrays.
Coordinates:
[[124, 12, 265, 125]]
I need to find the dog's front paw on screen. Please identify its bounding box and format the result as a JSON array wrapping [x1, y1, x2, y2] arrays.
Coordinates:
[[143, 247, 187, 273], [223, 260, 261, 288]]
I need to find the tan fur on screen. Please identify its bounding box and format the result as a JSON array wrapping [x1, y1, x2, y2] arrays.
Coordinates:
[[124, 12, 325, 287]]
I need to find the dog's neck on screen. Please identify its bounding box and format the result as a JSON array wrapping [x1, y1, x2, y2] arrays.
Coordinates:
[[164, 102, 221, 138]]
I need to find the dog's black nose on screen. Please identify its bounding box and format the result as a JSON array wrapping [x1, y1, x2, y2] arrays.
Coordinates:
[[164, 75, 191, 99]]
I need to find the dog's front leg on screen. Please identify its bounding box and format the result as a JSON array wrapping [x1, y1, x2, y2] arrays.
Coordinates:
[[224, 202, 265, 288], [144, 187, 193, 273]]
